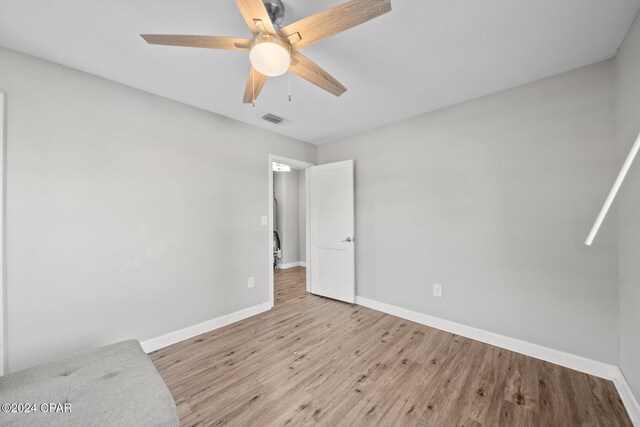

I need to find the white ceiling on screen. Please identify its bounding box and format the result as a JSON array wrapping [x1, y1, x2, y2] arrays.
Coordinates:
[[0, 0, 638, 144]]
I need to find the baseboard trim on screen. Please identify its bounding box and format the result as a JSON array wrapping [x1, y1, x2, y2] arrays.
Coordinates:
[[613, 368, 640, 426], [356, 296, 640, 423], [355, 296, 620, 380], [140, 302, 271, 353], [278, 261, 305, 269], [138, 294, 638, 424], [355, 296, 640, 423]]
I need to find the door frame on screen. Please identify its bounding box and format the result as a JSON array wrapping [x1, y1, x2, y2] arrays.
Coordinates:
[[267, 154, 314, 308], [0, 93, 6, 375]]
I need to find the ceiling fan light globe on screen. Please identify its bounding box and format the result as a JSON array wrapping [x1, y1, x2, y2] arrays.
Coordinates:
[[249, 38, 290, 77]]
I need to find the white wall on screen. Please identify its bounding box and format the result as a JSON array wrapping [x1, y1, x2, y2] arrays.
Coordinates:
[[274, 169, 300, 266], [614, 13, 640, 400], [318, 61, 619, 364], [0, 46, 316, 372]]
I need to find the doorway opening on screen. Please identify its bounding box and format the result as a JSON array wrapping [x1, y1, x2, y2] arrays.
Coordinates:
[[267, 155, 313, 308]]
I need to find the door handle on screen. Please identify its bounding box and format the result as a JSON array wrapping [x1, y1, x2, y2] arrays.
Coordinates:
[[341, 237, 353, 243]]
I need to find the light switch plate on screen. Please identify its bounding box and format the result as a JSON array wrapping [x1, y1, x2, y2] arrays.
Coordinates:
[[433, 284, 443, 298], [261, 216, 268, 226], [248, 277, 255, 288]]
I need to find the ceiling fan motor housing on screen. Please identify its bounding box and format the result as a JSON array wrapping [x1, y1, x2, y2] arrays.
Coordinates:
[[262, 0, 285, 27]]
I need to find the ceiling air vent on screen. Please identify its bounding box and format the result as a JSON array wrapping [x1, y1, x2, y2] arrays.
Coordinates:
[[262, 113, 285, 125]]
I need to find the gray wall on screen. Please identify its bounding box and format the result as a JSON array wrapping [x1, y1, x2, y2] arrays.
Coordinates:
[[0, 46, 316, 372], [298, 171, 306, 262], [318, 61, 619, 364], [274, 169, 302, 266], [614, 13, 640, 399], [0, 39, 630, 377]]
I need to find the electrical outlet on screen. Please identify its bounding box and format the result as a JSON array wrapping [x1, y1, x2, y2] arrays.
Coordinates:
[[261, 216, 268, 226], [433, 284, 443, 298], [248, 277, 255, 289]]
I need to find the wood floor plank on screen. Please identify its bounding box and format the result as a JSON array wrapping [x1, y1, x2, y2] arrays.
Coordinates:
[[151, 267, 633, 426]]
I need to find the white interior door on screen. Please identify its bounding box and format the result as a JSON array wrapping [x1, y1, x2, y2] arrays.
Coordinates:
[[308, 160, 355, 303]]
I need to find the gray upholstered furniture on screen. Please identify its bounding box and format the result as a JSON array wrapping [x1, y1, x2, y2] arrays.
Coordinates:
[[0, 340, 178, 426]]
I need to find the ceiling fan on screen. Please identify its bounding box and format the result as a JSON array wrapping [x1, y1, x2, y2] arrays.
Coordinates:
[[141, 0, 391, 105]]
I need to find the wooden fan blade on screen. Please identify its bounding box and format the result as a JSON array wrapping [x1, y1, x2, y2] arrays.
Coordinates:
[[141, 35, 252, 51], [280, 0, 391, 49], [243, 67, 269, 104], [235, 0, 277, 35], [290, 52, 347, 97]]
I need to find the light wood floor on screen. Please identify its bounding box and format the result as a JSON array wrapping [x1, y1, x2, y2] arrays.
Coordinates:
[[151, 267, 632, 426]]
